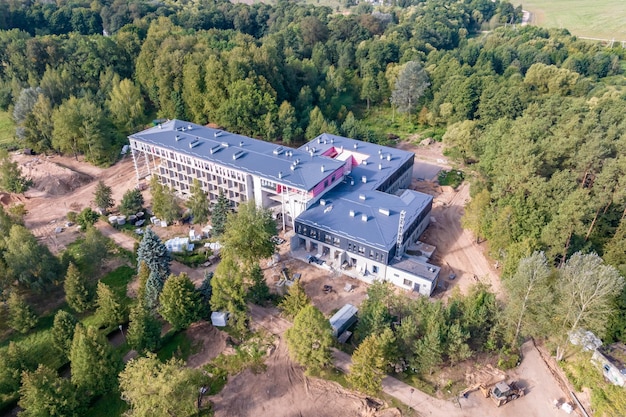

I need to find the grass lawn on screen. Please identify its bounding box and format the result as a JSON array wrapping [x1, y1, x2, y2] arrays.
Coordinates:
[[514, 1, 626, 40], [0, 110, 17, 149]]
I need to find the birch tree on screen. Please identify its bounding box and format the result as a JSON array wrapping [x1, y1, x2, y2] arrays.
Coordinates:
[[555, 252, 624, 360]]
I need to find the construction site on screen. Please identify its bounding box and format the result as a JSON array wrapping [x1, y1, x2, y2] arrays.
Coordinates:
[[5, 139, 588, 417]]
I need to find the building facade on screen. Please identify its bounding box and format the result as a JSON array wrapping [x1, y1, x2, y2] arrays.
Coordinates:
[[129, 120, 440, 295]]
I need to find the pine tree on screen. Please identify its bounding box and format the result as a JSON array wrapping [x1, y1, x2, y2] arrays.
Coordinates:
[[279, 280, 310, 320], [211, 190, 229, 237], [93, 180, 114, 214], [95, 282, 125, 328], [136, 227, 171, 284], [119, 188, 144, 216], [7, 291, 38, 333], [347, 329, 393, 395], [51, 310, 79, 360], [285, 305, 333, 372], [188, 179, 210, 225], [127, 300, 161, 353], [247, 263, 270, 305], [159, 273, 203, 330], [19, 365, 84, 417], [70, 325, 121, 397], [64, 262, 94, 313]]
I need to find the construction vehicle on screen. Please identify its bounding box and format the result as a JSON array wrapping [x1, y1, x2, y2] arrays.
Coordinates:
[[480, 381, 524, 407]]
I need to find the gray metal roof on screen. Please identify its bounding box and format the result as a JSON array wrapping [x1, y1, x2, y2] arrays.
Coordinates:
[[389, 257, 440, 282], [129, 120, 344, 191], [296, 187, 433, 251], [299, 133, 414, 192]]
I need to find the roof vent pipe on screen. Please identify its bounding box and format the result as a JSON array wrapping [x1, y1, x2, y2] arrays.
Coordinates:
[[378, 163, 382, 170], [321, 165, 325, 173], [359, 194, 366, 201], [239, 141, 244, 147], [354, 143, 358, 149], [349, 210, 355, 217], [278, 171, 283, 179], [387, 154, 391, 161], [362, 176, 367, 184], [361, 214, 368, 222]]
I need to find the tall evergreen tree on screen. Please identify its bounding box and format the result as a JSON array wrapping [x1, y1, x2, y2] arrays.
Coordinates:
[[188, 179, 210, 225], [247, 263, 270, 305], [7, 291, 38, 333], [159, 273, 203, 330], [119, 188, 144, 216], [136, 227, 171, 283], [210, 254, 247, 334], [285, 305, 333, 372], [279, 280, 310, 319], [93, 180, 114, 214], [95, 282, 125, 328], [0, 342, 32, 395], [51, 310, 79, 360], [211, 190, 229, 237], [70, 325, 121, 397], [127, 300, 161, 353], [64, 262, 94, 313], [347, 328, 393, 395], [19, 365, 84, 417]]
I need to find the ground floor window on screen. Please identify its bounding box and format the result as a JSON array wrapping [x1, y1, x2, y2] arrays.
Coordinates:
[[372, 265, 378, 274], [403, 278, 412, 287]]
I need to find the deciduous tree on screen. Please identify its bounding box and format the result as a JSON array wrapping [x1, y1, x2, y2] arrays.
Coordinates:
[[555, 252, 624, 359], [285, 304, 333, 372], [0, 149, 32, 193], [188, 179, 210, 225], [119, 354, 206, 417], [107, 78, 145, 134], [504, 251, 552, 344], [222, 201, 276, 268], [210, 254, 247, 334]]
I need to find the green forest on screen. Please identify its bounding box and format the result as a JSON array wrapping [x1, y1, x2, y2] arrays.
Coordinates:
[[1, 0, 626, 414]]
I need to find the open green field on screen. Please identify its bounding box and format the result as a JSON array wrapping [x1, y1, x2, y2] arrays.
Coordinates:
[[515, 1, 626, 41], [0, 110, 17, 148]]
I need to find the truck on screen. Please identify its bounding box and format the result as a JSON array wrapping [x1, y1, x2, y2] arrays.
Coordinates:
[[480, 381, 524, 407]]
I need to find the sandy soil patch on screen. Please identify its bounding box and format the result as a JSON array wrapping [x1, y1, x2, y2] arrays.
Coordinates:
[[186, 321, 229, 368]]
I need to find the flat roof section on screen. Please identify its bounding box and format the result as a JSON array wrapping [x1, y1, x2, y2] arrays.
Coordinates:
[[389, 257, 440, 282], [300, 133, 414, 192], [130, 120, 345, 191], [296, 188, 433, 251]]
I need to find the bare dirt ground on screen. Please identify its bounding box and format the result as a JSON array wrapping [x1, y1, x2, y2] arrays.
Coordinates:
[[209, 304, 401, 417], [12, 153, 139, 254], [186, 320, 229, 368]]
